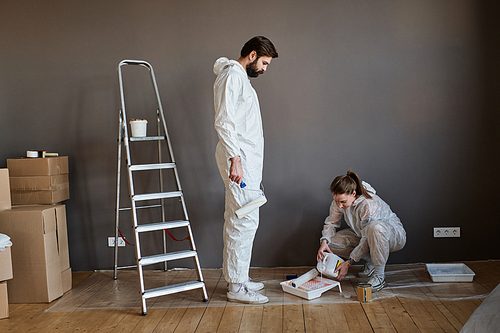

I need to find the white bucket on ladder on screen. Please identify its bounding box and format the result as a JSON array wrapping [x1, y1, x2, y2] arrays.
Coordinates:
[[130, 119, 148, 137]]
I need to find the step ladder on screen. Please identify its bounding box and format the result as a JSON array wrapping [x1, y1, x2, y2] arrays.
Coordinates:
[[113, 59, 208, 315]]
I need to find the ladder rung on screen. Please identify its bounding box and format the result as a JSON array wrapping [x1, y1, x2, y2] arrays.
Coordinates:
[[130, 136, 165, 142], [119, 204, 162, 211], [143, 281, 205, 299], [136, 220, 190, 233], [129, 163, 176, 171], [116, 265, 137, 270], [133, 191, 182, 201], [139, 250, 197, 266]]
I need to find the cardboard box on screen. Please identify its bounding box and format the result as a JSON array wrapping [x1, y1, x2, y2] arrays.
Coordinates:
[[0, 205, 70, 303], [10, 174, 70, 204], [7, 156, 69, 177], [0, 281, 8, 319], [0, 247, 13, 282], [0, 169, 11, 212], [7, 157, 69, 205], [61, 268, 72, 293]]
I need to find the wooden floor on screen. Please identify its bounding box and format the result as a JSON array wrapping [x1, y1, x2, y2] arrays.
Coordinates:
[[0, 260, 499, 332]]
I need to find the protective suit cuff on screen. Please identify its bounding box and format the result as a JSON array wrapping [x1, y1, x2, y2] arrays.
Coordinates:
[[320, 237, 330, 245]]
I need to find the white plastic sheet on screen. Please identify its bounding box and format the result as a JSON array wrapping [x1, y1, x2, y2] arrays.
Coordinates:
[[0, 233, 12, 251]]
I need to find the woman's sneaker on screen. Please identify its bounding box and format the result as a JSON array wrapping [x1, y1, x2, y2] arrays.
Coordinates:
[[358, 262, 375, 278], [367, 274, 386, 292], [246, 278, 264, 291], [227, 285, 269, 304]]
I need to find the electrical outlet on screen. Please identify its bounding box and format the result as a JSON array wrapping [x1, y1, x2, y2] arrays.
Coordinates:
[[108, 236, 126, 247], [433, 227, 460, 238]]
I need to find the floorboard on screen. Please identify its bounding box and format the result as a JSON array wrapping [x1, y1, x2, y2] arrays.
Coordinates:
[[0, 260, 498, 332]]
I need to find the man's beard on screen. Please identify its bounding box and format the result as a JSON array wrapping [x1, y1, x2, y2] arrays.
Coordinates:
[[246, 59, 264, 78]]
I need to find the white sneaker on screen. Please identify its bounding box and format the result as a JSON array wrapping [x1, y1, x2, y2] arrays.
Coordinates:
[[358, 261, 375, 278], [245, 278, 264, 291], [367, 274, 386, 292], [227, 285, 269, 304]]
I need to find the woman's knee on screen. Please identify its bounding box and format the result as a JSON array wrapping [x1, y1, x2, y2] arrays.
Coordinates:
[[328, 229, 359, 257], [365, 221, 387, 236]]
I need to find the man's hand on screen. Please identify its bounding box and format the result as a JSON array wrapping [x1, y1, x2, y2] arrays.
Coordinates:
[[334, 259, 353, 281], [317, 239, 333, 263], [229, 156, 243, 184]]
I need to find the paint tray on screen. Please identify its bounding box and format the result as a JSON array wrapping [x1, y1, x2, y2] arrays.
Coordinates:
[[280, 268, 341, 300], [425, 263, 475, 282]]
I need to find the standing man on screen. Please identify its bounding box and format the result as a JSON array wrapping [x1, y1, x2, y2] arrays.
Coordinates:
[[213, 36, 278, 304]]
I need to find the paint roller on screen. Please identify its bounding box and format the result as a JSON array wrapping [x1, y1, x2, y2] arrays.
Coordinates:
[[290, 268, 320, 288], [235, 190, 267, 218]]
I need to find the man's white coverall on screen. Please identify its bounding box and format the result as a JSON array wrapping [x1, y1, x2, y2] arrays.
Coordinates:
[[213, 57, 264, 284]]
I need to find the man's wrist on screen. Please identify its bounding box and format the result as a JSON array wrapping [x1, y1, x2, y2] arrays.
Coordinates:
[[346, 258, 355, 266]]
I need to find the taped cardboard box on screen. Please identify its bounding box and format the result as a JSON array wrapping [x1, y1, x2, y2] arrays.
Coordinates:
[[0, 169, 11, 212], [10, 174, 70, 205], [7, 157, 69, 205], [7, 156, 69, 177], [0, 247, 13, 282], [0, 205, 70, 303], [0, 281, 8, 319]]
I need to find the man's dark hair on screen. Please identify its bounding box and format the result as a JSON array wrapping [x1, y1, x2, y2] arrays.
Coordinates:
[[241, 36, 278, 59]]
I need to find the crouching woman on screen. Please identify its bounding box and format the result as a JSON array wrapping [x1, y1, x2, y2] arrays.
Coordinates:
[[317, 170, 406, 291]]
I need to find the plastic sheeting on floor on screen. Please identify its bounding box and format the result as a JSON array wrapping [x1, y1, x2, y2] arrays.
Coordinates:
[[46, 261, 499, 312]]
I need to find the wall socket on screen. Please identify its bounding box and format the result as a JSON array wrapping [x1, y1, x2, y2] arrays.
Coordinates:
[[433, 227, 460, 238], [108, 236, 126, 247]]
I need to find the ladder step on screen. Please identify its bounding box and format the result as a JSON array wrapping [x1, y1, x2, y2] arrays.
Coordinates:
[[143, 281, 205, 299], [129, 163, 176, 171], [119, 204, 162, 212], [136, 220, 190, 233], [139, 250, 197, 266], [130, 136, 165, 142], [133, 191, 182, 201]]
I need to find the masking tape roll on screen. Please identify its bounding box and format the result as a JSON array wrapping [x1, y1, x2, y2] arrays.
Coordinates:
[[27, 150, 39, 158]]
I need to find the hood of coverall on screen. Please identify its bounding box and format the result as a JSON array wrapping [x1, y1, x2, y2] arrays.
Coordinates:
[[213, 57, 241, 75], [361, 181, 376, 196]]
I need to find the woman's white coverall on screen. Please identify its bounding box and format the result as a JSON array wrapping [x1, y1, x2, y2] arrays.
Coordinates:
[[213, 57, 264, 284], [320, 182, 406, 266]]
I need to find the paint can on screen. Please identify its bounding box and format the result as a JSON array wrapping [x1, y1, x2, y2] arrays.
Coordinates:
[[129, 119, 148, 137], [357, 283, 372, 302]]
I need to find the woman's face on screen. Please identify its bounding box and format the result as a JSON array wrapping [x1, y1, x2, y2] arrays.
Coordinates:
[[333, 191, 357, 209]]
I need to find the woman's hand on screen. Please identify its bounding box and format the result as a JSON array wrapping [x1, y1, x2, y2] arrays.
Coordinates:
[[317, 240, 333, 263], [334, 261, 351, 281]]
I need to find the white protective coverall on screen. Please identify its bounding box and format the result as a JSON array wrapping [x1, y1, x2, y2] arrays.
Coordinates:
[[320, 182, 406, 265], [213, 57, 264, 284]]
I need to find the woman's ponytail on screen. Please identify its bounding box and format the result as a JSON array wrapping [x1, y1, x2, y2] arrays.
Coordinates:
[[330, 169, 373, 199]]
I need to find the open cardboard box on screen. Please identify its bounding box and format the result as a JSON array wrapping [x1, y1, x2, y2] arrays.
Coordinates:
[[0, 205, 70, 303]]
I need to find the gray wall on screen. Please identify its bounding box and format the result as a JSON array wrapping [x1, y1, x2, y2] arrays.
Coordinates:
[[1, 1, 499, 271]]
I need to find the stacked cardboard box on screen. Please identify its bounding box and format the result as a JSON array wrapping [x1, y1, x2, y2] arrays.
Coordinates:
[[7, 157, 69, 205], [0, 160, 72, 304], [0, 170, 13, 318]]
